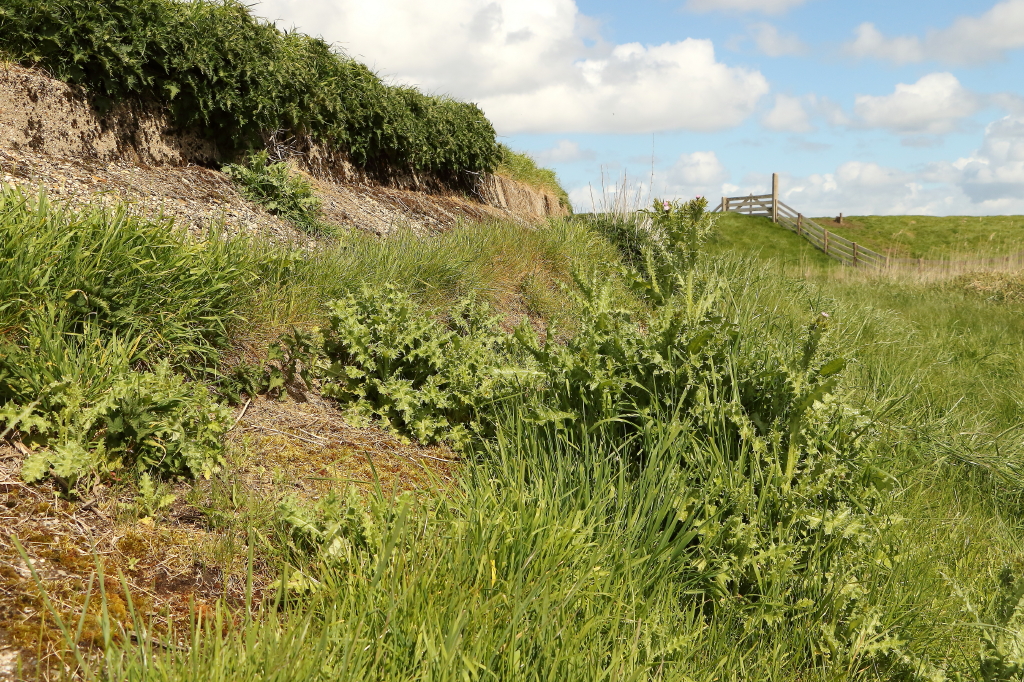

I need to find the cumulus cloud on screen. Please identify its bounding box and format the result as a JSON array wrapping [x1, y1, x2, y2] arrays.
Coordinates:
[[482, 40, 769, 133], [747, 23, 806, 56], [852, 73, 981, 135], [533, 140, 594, 164], [762, 94, 813, 132], [951, 116, 1024, 203], [685, 0, 811, 15], [744, 117, 1024, 215], [844, 0, 1024, 65], [650, 151, 731, 201], [256, 0, 768, 134]]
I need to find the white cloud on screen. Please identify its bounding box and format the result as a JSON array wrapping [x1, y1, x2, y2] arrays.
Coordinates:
[[686, 0, 811, 15], [844, 0, 1024, 65], [567, 115, 1024, 215], [845, 23, 924, 64], [853, 73, 981, 135], [256, 0, 768, 134], [654, 151, 730, 200], [748, 22, 806, 56], [740, 117, 1024, 215], [534, 140, 594, 164], [762, 94, 813, 132], [482, 40, 769, 133], [951, 115, 1024, 203]]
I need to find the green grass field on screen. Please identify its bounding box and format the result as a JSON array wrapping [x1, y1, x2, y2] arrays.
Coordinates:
[[708, 211, 837, 268], [810, 214, 1024, 258], [711, 211, 1024, 264]]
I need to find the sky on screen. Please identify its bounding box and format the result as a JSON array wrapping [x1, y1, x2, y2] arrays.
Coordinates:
[[255, 0, 1024, 216]]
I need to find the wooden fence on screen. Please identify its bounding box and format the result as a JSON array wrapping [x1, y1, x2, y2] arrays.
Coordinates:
[[713, 175, 1024, 272]]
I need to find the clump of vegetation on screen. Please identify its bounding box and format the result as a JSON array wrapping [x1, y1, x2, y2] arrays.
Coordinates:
[[0, 188, 251, 486], [950, 271, 1024, 304], [319, 287, 511, 446], [223, 151, 331, 236], [0, 0, 500, 176], [496, 144, 572, 210]]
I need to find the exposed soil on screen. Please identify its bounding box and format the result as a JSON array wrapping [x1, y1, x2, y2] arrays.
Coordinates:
[[0, 62, 567, 239], [0, 147, 307, 242]]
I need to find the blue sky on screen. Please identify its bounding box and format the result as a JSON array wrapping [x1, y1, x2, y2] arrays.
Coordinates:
[[257, 0, 1024, 215]]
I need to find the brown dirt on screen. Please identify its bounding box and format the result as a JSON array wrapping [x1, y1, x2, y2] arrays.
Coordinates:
[[0, 395, 455, 680], [0, 62, 568, 239], [0, 147, 307, 243], [0, 63, 216, 166]]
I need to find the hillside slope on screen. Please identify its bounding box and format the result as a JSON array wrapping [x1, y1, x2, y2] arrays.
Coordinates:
[[0, 63, 566, 237], [810, 214, 1024, 258], [708, 212, 836, 267]]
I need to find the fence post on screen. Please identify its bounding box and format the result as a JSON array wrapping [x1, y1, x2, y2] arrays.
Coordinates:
[[771, 173, 779, 224], [721, 196, 727, 213], [853, 242, 858, 266], [824, 229, 829, 255], [797, 213, 803, 236]]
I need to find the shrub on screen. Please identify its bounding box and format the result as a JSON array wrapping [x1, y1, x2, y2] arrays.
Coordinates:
[[583, 197, 717, 304], [0, 0, 501, 176], [223, 151, 330, 236], [318, 286, 513, 447]]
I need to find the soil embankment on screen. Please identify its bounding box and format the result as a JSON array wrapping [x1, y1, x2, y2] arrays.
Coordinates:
[[0, 64, 567, 237]]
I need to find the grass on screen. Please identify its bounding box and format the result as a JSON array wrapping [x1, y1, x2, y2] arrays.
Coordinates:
[[809, 214, 1024, 258], [708, 211, 837, 268], [5, 197, 1024, 680]]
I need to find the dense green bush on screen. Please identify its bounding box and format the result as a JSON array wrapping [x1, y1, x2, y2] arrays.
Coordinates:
[[0, 0, 500, 176], [318, 286, 513, 447]]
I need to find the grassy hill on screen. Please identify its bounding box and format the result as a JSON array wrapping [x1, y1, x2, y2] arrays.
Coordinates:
[[708, 211, 836, 267], [811, 214, 1024, 258], [710, 211, 1024, 265]]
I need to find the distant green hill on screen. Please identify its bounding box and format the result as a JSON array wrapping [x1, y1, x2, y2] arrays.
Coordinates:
[[809, 215, 1024, 259], [710, 212, 1024, 264]]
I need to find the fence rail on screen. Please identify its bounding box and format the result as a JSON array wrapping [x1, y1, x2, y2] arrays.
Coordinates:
[[713, 179, 1024, 272]]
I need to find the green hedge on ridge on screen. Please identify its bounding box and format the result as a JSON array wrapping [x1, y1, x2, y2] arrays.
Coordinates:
[[0, 0, 501, 177]]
